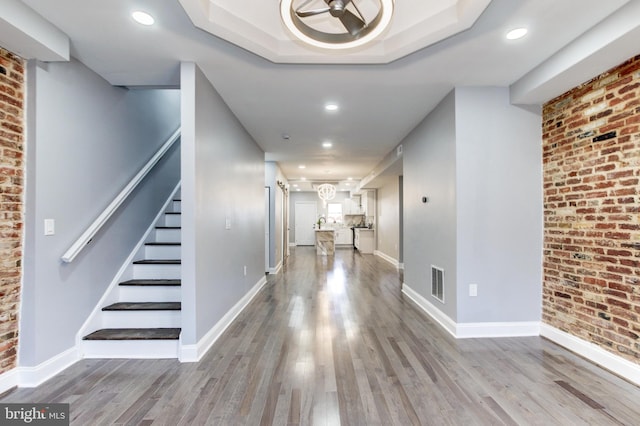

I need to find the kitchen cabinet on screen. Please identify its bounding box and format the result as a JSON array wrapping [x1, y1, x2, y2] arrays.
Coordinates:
[[335, 228, 352, 245], [354, 228, 374, 254], [342, 197, 361, 215], [360, 190, 375, 217]]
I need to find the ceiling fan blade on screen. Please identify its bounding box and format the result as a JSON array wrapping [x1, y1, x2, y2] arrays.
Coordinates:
[[338, 9, 366, 36], [296, 7, 331, 18]]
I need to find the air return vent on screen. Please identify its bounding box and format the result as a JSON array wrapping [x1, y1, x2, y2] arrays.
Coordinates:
[[431, 266, 444, 302]]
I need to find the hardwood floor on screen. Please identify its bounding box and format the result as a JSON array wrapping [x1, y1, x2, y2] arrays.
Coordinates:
[[3, 246, 640, 425]]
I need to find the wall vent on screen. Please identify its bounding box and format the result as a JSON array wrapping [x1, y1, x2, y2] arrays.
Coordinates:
[[431, 265, 444, 303]]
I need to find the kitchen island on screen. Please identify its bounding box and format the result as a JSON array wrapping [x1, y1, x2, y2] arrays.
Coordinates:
[[315, 229, 335, 255]]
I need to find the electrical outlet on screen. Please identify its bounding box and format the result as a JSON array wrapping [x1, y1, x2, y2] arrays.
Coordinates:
[[469, 283, 478, 297], [225, 218, 231, 230]]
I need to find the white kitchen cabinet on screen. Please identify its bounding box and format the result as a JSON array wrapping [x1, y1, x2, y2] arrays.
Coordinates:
[[335, 228, 352, 245], [360, 190, 375, 217], [342, 197, 361, 215], [354, 229, 374, 253]]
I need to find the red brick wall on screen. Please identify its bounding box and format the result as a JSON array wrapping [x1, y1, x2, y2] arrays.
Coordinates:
[[543, 55, 640, 363], [0, 47, 24, 374]]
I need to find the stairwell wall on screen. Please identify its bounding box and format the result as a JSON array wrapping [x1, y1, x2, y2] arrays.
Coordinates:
[[21, 58, 181, 366], [180, 63, 265, 347]]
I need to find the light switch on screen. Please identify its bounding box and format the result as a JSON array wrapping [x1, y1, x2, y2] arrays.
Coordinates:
[[469, 283, 478, 297], [44, 219, 55, 236]]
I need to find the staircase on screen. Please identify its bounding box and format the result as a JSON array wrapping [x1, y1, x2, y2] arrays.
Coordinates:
[[81, 196, 182, 358]]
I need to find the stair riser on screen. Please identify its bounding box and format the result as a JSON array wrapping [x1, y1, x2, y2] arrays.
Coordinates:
[[119, 286, 181, 302], [154, 228, 181, 243], [102, 311, 181, 328], [81, 340, 179, 359], [163, 214, 181, 227], [145, 245, 181, 259], [171, 200, 181, 212], [133, 264, 181, 279]]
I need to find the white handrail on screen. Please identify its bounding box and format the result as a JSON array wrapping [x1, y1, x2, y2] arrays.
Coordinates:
[[61, 128, 181, 263]]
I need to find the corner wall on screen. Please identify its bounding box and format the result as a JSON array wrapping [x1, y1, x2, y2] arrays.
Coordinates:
[[180, 63, 265, 351], [542, 55, 640, 363]]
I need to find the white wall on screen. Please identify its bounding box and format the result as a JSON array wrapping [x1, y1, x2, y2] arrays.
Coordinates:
[[455, 87, 542, 323], [21, 59, 181, 366], [376, 178, 401, 262], [288, 191, 351, 243], [403, 91, 458, 320], [180, 63, 265, 345]]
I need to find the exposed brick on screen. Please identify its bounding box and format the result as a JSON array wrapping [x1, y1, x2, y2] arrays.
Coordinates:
[[543, 55, 640, 364], [0, 47, 23, 375]]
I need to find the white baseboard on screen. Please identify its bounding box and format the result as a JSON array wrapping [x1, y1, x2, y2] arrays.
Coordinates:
[[374, 250, 401, 269], [180, 275, 267, 362], [402, 283, 540, 338], [269, 261, 282, 275], [0, 347, 82, 393], [402, 283, 457, 337], [0, 368, 19, 394], [541, 324, 640, 387]]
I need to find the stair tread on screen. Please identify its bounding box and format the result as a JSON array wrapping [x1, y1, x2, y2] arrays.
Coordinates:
[[155, 226, 181, 229], [145, 242, 181, 246], [120, 279, 181, 286], [83, 328, 181, 340], [103, 302, 181, 311], [165, 212, 181, 215], [133, 259, 181, 264]]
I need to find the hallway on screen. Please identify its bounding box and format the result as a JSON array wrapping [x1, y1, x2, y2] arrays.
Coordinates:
[[3, 247, 640, 425]]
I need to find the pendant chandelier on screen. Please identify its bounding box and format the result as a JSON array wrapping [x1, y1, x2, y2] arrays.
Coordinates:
[[317, 183, 337, 206]]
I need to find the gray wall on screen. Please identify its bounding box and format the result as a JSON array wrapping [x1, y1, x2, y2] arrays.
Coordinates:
[[454, 87, 542, 323], [403, 87, 542, 325], [21, 59, 181, 366], [403, 91, 458, 320], [180, 63, 265, 345], [376, 178, 401, 262]]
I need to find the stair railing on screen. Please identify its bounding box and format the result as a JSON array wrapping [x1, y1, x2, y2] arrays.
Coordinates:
[[61, 127, 181, 263]]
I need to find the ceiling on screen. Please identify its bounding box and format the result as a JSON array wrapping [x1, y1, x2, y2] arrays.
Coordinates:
[[5, 0, 640, 191]]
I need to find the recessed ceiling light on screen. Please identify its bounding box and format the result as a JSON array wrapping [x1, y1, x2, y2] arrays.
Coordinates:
[[506, 28, 528, 40], [301, 177, 306, 181], [325, 103, 339, 111], [345, 183, 351, 186], [296, 188, 300, 191], [347, 177, 353, 181], [293, 184, 298, 187], [132, 11, 155, 26], [298, 165, 306, 169], [322, 142, 333, 148]]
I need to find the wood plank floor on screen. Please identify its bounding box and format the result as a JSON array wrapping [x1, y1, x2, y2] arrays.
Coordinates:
[[3, 246, 640, 425]]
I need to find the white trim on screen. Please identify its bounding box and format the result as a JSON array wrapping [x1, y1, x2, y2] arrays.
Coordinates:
[[398, 263, 404, 270], [374, 250, 401, 269], [75, 183, 182, 348], [269, 261, 282, 275], [402, 282, 541, 339], [180, 275, 267, 362], [402, 283, 457, 337], [541, 323, 640, 387], [62, 128, 181, 263], [18, 347, 80, 389], [0, 368, 19, 394], [457, 321, 540, 338]]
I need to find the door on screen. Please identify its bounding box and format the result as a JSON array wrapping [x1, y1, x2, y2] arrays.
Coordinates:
[[295, 201, 317, 245]]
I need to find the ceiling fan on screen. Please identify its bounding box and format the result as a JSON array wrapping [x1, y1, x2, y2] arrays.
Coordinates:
[[280, 0, 393, 50], [295, 0, 368, 37]]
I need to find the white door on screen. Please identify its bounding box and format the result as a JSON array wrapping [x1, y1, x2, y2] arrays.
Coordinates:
[[295, 201, 317, 246]]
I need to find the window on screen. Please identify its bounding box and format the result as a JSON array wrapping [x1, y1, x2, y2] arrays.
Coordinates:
[[327, 203, 343, 224]]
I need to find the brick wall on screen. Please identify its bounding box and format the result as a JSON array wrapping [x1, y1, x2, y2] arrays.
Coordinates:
[[0, 47, 24, 374], [543, 55, 640, 363]]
